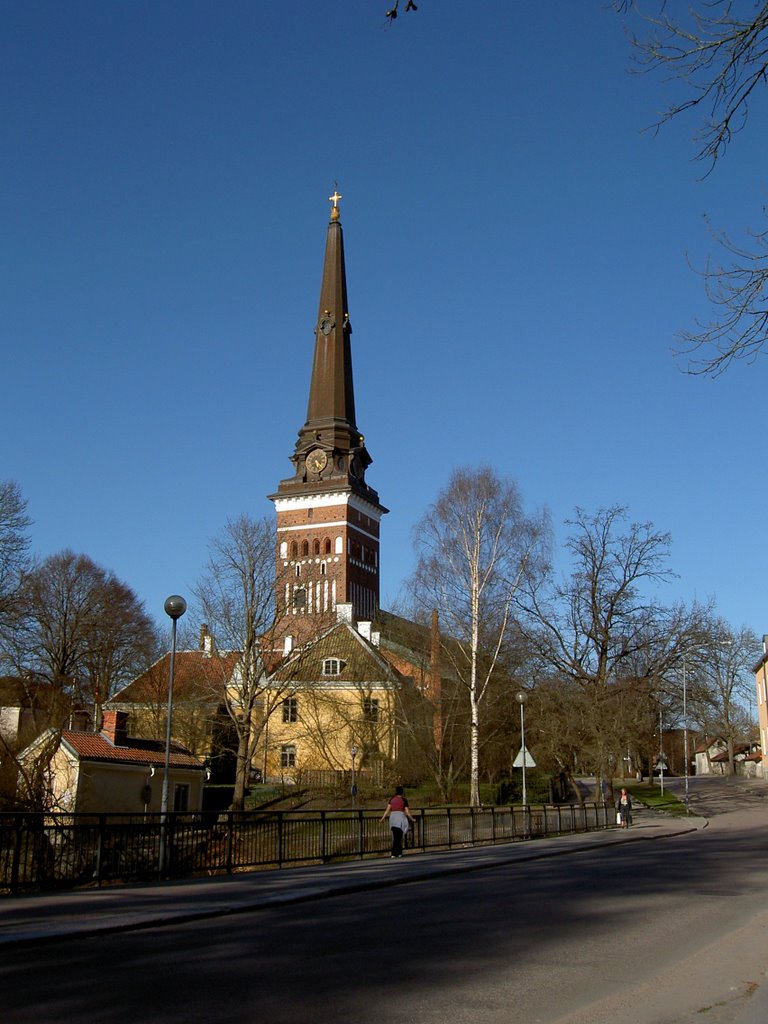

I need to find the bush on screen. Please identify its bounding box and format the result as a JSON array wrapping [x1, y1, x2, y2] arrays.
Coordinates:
[[495, 772, 551, 805]]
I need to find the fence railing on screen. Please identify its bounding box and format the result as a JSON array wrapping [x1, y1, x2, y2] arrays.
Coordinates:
[[0, 802, 614, 893]]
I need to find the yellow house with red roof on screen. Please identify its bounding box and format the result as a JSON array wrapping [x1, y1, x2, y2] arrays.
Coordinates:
[[18, 710, 205, 814], [108, 627, 240, 773]]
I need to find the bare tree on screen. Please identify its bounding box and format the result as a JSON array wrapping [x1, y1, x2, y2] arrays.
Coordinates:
[[0, 481, 32, 643], [193, 515, 292, 810], [617, 1, 768, 374], [686, 618, 760, 774], [11, 551, 156, 715], [410, 467, 550, 807], [518, 506, 700, 802]]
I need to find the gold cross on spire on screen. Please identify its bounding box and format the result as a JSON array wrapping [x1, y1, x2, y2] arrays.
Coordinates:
[[329, 189, 343, 209]]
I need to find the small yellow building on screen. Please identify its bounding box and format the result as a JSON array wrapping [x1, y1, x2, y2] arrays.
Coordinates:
[[18, 710, 205, 814]]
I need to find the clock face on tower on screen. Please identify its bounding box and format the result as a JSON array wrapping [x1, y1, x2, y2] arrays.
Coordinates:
[[306, 448, 328, 474]]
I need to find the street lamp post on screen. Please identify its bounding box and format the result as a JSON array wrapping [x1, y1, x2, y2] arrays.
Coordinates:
[[350, 745, 358, 808], [683, 659, 690, 814], [516, 691, 528, 809], [160, 594, 186, 874]]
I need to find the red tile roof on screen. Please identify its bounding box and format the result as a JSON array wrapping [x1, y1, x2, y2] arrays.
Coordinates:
[[61, 730, 203, 769], [110, 650, 239, 705]]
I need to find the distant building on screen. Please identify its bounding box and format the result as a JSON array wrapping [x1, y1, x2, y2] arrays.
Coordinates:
[[754, 638, 768, 776], [0, 678, 70, 808]]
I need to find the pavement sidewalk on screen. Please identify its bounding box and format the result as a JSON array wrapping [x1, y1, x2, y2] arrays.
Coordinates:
[[0, 814, 701, 950]]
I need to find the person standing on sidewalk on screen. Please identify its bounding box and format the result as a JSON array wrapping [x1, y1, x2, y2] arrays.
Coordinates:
[[617, 787, 633, 828], [380, 786, 415, 857]]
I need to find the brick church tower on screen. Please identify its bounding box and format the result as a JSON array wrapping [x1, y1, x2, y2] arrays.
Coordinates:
[[269, 194, 387, 637]]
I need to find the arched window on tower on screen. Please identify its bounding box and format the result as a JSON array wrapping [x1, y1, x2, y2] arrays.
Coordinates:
[[301, 540, 309, 557], [290, 541, 298, 559], [324, 538, 331, 555], [313, 539, 320, 556], [335, 536, 343, 555]]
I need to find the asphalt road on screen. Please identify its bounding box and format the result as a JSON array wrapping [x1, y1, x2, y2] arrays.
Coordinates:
[[4, 777, 768, 1024]]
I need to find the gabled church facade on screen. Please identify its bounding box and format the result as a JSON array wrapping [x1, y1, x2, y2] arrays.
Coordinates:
[[263, 610, 401, 784]]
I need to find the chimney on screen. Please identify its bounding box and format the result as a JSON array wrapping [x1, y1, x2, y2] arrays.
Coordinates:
[[371, 631, 381, 647], [284, 635, 294, 656], [200, 623, 214, 656], [358, 621, 372, 641], [336, 602, 354, 624], [101, 709, 129, 746]]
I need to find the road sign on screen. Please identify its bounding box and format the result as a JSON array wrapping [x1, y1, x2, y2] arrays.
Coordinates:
[[513, 746, 536, 768]]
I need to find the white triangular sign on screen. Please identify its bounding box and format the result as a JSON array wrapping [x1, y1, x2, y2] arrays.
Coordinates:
[[513, 746, 536, 768]]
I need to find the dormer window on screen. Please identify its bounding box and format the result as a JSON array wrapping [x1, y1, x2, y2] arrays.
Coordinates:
[[322, 658, 345, 676]]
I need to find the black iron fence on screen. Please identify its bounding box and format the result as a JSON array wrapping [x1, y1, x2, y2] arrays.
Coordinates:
[[0, 802, 613, 893]]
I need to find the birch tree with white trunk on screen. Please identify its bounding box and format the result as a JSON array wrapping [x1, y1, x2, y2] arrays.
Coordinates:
[[411, 468, 549, 807]]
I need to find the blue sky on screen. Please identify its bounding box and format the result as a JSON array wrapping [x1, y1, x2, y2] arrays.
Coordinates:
[[2, 1, 765, 640]]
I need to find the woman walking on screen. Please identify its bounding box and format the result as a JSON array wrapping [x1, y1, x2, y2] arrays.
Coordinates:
[[617, 787, 633, 828], [380, 785, 415, 858]]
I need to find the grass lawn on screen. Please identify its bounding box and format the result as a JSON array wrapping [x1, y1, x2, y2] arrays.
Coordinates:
[[621, 781, 687, 816]]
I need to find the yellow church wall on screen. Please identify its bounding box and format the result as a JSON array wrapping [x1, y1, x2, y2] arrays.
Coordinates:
[[260, 683, 398, 781]]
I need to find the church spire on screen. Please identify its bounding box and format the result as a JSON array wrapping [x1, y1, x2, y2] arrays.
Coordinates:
[[303, 190, 358, 450], [270, 194, 387, 631], [275, 193, 382, 508]]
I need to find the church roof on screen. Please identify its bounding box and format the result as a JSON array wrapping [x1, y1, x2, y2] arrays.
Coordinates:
[[109, 650, 239, 706]]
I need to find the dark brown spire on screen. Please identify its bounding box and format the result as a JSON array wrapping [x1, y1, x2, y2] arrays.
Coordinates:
[[274, 194, 384, 510], [304, 197, 356, 439]]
